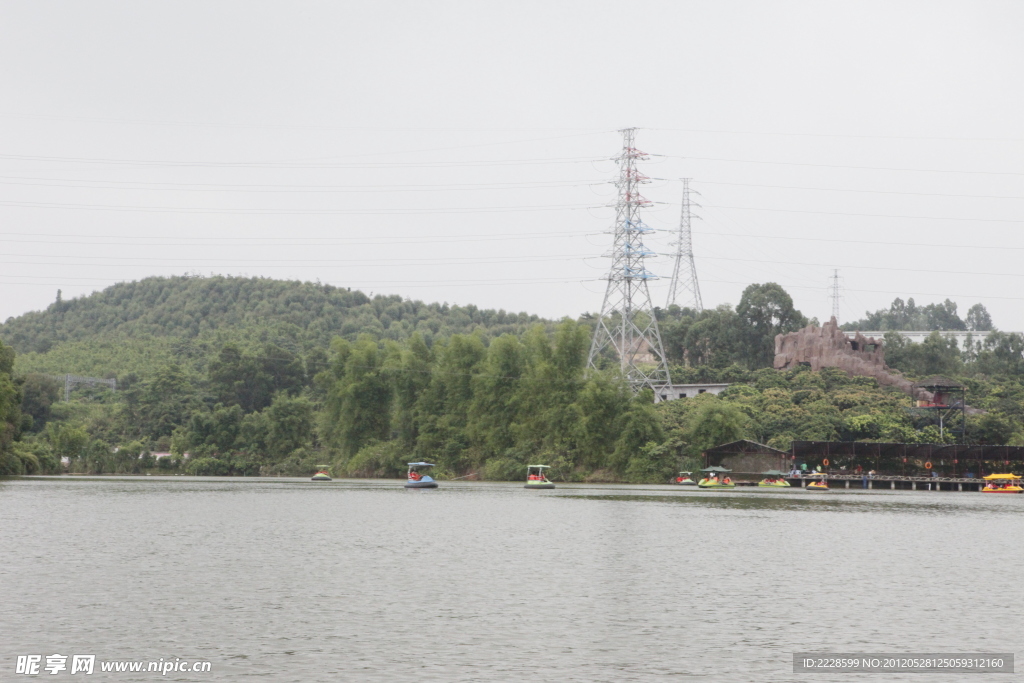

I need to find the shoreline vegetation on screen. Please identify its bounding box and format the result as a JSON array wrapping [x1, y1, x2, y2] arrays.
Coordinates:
[[2, 276, 1023, 482]]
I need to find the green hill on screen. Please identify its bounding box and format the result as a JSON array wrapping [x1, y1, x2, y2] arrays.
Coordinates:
[[1, 275, 546, 378]]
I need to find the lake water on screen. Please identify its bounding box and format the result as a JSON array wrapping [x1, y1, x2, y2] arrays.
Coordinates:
[[2, 477, 1021, 682]]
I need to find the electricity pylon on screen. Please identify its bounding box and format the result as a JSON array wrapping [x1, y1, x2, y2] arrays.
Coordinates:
[[587, 128, 671, 392], [665, 178, 703, 312], [830, 269, 841, 323]]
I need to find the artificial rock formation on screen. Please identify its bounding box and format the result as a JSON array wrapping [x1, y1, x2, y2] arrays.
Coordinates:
[[774, 317, 930, 401]]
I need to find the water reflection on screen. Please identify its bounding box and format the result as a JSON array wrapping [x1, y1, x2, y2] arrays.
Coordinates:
[[562, 491, 1024, 515]]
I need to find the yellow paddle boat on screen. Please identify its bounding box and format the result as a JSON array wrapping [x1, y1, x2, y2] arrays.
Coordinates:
[[698, 466, 736, 489], [758, 470, 791, 488], [982, 473, 1023, 493], [806, 477, 829, 491], [311, 467, 332, 481]]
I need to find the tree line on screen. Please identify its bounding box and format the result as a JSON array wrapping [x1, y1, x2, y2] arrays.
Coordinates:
[[3, 278, 1024, 479]]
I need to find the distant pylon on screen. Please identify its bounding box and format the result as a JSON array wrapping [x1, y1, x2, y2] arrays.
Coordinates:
[[587, 128, 671, 393], [830, 269, 841, 323], [665, 178, 703, 312]]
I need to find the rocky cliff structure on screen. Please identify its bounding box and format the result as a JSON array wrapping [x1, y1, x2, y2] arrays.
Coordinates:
[[774, 317, 930, 401]]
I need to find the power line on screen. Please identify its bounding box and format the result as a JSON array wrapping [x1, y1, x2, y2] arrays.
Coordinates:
[[0, 152, 604, 169], [0, 113, 601, 133], [0, 254, 589, 267], [0, 174, 606, 193], [0, 200, 601, 215], [691, 230, 1024, 253], [699, 278, 1024, 303], [647, 126, 1024, 144], [0, 273, 599, 288], [696, 180, 1024, 201], [701, 204, 1024, 224], [0, 228, 591, 243], [697, 255, 1024, 280], [656, 154, 1024, 177]]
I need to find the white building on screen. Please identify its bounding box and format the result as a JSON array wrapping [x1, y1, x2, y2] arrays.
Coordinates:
[[654, 383, 730, 403]]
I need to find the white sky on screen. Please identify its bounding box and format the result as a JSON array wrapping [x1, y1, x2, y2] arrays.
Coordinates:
[[1, 1, 1023, 329]]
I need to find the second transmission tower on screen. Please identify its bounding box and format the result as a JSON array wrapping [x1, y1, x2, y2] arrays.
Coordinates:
[[665, 178, 703, 312], [830, 269, 841, 324], [587, 128, 671, 392]]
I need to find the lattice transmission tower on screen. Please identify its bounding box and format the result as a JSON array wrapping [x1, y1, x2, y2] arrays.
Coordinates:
[[830, 269, 841, 324], [665, 178, 703, 312], [587, 128, 671, 392]]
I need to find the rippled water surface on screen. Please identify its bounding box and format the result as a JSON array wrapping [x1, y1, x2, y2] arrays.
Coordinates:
[[2, 477, 1021, 682]]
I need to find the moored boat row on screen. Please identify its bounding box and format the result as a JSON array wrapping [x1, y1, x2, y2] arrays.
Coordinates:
[[312, 465, 1021, 493]]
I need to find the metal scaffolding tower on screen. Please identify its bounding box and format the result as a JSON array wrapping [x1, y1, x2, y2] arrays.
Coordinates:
[[665, 178, 703, 312], [830, 269, 841, 324], [587, 128, 671, 392]]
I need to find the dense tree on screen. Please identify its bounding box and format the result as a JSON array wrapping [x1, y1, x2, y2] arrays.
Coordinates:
[[683, 399, 749, 456], [467, 334, 525, 458], [414, 334, 486, 472], [208, 343, 304, 412], [0, 340, 24, 473], [884, 331, 962, 377], [264, 394, 315, 458], [734, 283, 808, 368], [19, 373, 62, 432], [965, 303, 994, 332], [136, 364, 198, 439], [321, 335, 394, 458], [844, 297, 990, 333], [391, 333, 432, 448]]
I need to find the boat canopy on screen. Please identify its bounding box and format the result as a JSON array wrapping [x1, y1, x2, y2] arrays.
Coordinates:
[[407, 462, 436, 468], [761, 470, 786, 476], [527, 465, 551, 469], [983, 473, 1020, 480], [701, 466, 732, 473]]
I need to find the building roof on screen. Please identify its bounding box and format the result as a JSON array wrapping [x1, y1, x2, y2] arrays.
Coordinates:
[[791, 441, 1024, 462], [704, 439, 789, 456], [911, 376, 965, 390]]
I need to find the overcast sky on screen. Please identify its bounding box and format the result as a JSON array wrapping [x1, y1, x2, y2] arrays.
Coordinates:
[[2, 1, 1022, 330]]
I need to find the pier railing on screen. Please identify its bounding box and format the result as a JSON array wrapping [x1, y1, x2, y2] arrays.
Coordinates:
[[783, 473, 985, 491]]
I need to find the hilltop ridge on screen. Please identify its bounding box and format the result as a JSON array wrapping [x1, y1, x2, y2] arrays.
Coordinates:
[[0, 275, 547, 377]]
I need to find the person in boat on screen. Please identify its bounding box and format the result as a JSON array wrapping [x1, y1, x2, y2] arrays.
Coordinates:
[[409, 471, 422, 481], [723, 477, 732, 484]]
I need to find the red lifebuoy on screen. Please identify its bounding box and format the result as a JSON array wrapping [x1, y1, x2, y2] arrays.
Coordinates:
[[925, 462, 932, 469], [822, 458, 829, 467]]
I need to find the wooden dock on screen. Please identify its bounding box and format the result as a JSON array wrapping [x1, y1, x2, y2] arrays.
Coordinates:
[[774, 474, 987, 492]]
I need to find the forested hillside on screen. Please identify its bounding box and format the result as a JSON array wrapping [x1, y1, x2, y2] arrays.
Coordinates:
[[2, 275, 546, 379], [2, 276, 1023, 479]]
